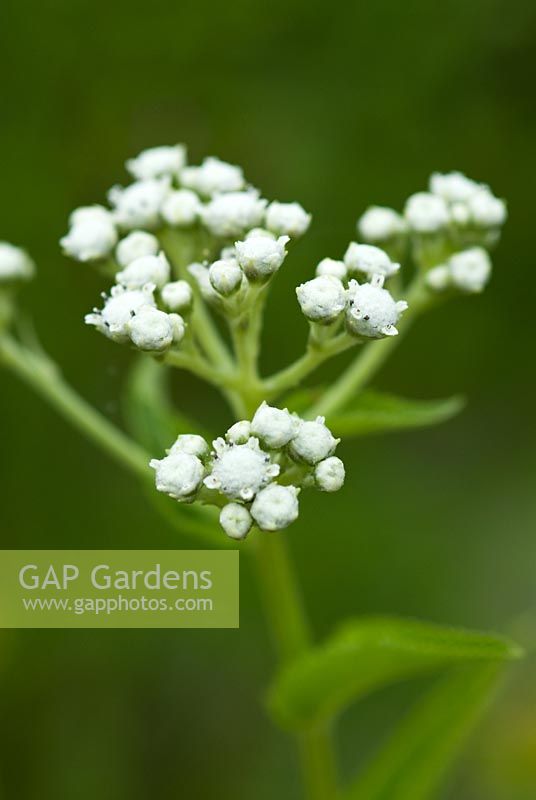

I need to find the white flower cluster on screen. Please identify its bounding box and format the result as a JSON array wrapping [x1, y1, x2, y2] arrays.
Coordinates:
[[0, 242, 35, 284], [357, 171, 507, 241], [150, 402, 345, 539], [61, 145, 311, 265], [297, 243, 407, 338], [426, 247, 492, 294]]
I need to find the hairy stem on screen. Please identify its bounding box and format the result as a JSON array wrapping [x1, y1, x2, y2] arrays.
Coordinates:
[[254, 534, 338, 800]]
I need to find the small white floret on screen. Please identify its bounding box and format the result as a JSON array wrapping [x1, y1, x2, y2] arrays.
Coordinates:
[[344, 243, 400, 279], [187, 263, 221, 303], [128, 306, 180, 351], [346, 277, 407, 339], [209, 259, 243, 296], [467, 189, 507, 228], [180, 157, 245, 197], [204, 438, 280, 501], [404, 192, 449, 233], [251, 484, 300, 531], [69, 205, 114, 227], [251, 402, 299, 449], [0, 242, 35, 283], [108, 178, 170, 230], [161, 189, 201, 227], [449, 247, 492, 293], [116, 252, 170, 289], [296, 276, 347, 324], [289, 417, 339, 465], [429, 172, 480, 203], [115, 231, 160, 267], [425, 264, 451, 292], [61, 216, 118, 262], [201, 191, 267, 238], [235, 235, 289, 280], [226, 420, 252, 445], [315, 258, 347, 281], [150, 452, 204, 499], [161, 280, 193, 313], [265, 201, 311, 237], [358, 206, 406, 242], [126, 145, 186, 180], [220, 503, 253, 540], [315, 457, 345, 492], [245, 228, 276, 240], [85, 284, 156, 342], [169, 434, 210, 460]]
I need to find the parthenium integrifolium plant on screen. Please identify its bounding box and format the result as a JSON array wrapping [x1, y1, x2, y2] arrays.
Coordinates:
[[0, 147, 520, 800]]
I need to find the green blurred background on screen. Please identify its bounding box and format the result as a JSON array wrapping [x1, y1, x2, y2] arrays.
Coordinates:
[[1, 0, 535, 797]]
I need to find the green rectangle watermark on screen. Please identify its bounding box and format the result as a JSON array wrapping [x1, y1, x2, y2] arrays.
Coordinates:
[[0, 550, 239, 628]]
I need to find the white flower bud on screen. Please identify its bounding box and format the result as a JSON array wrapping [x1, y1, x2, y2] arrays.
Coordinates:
[[251, 402, 299, 449], [346, 277, 408, 339], [180, 157, 245, 197], [450, 202, 471, 226], [161, 189, 201, 227], [169, 434, 210, 460], [314, 456, 345, 492], [209, 259, 243, 296], [204, 438, 280, 501], [150, 452, 204, 499], [126, 145, 186, 180], [127, 306, 180, 352], [315, 258, 347, 281], [220, 503, 253, 540], [296, 276, 346, 324], [289, 417, 339, 465], [108, 178, 170, 230], [0, 242, 35, 283], [245, 228, 276, 240], [357, 206, 406, 242], [425, 264, 451, 291], [85, 284, 156, 342], [69, 205, 114, 227], [161, 280, 193, 313], [116, 252, 170, 289], [404, 192, 449, 233], [187, 263, 221, 303], [115, 231, 160, 267], [265, 201, 311, 237], [429, 172, 481, 202], [226, 420, 252, 445], [235, 235, 289, 280], [251, 484, 300, 531], [344, 243, 400, 279], [220, 245, 237, 260], [61, 215, 118, 262], [449, 247, 491, 293], [201, 191, 267, 238], [467, 189, 507, 227]]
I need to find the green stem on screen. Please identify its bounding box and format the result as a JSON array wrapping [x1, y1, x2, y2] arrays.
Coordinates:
[[254, 534, 338, 800], [164, 348, 236, 389], [309, 278, 431, 419]]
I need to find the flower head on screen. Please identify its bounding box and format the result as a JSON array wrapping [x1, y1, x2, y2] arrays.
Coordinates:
[[180, 157, 245, 197], [315, 258, 347, 281], [220, 503, 253, 540], [161, 189, 201, 227], [296, 276, 347, 324], [208, 258, 244, 297], [115, 231, 160, 267], [169, 434, 210, 460], [0, 243, 35, 283], [314, 457, 345, 492], [235, 234, 289, 280], [288, 416, 339, 465], [404, 192, 449, 233], [108, 178, 170, 230], [126, 145, 186, 180], [429, 171, 481, 203], [357, 206, 406, 243], [61, 212, 118, 262], [346, 276, 408, 338], [251, 484, 300, 531], [344, 243, 400, 279], [127, 306, 185, 352], [149, 452, 205, 499], [449, 247, 492, 293], [201, 190, 267, 238], [251, 402, 299, 449], [265, 201, 311, 237], [85, 284, 155, 342], [161, 280, 193, 313], [467, 189, 507, 228], [116, 253, 170, 289]]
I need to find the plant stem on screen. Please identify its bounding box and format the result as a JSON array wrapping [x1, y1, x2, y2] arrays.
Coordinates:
[[309, 278, 431, 419], [254, 534, 338, 800]]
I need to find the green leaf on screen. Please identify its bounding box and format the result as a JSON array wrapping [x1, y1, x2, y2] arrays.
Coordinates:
[[345, 664, 502, 800], [123, 355, 211, 454], [326, 391, 464, 437], [268, 616, 521, 731]]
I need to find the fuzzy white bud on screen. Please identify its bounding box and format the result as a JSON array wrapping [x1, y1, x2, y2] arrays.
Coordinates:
[[115, 231, 160, 267], [429, 172, 481, 203], [0, 243, 35, 283], [404, 192, 449, 233], [108, 178, 170, 230], [220, 503, 253, 540], [346, 277, 407, 339], [85, 284, 156, 342], [116, 252, 170, 289], [314, 456, 345, 492], [251, 484, 300, 531], [449, 247, 492, 293], [467, 189, 507, 228], [315, 258, 347, 281], [161, 189, 201, 227], [226, 420, 252, 445], [235, 235, 289, 280], [61, 216, 118, 262], [161, 280, 193, 313], [126, 145, 186, 180], [128, 306, 184, 351], [150, 452, 204, 499], [201, 191, 267, 238], [251, 402, 299, 449], [245, 228, 276, 240], [344, 243, 400, 279], [265, 201, 311, 237], [204, 438, 280, 502], [69, 205, 114, 227], [357, 206, 406, 242], [209, 259, 243, 296], [169, 434, 210, 460], [187, 263, 221, 303], [289, 417, 339, 465], [296, 276, 347, 324], [180, 157, 245, 197], [425, 264, 451, 292]]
